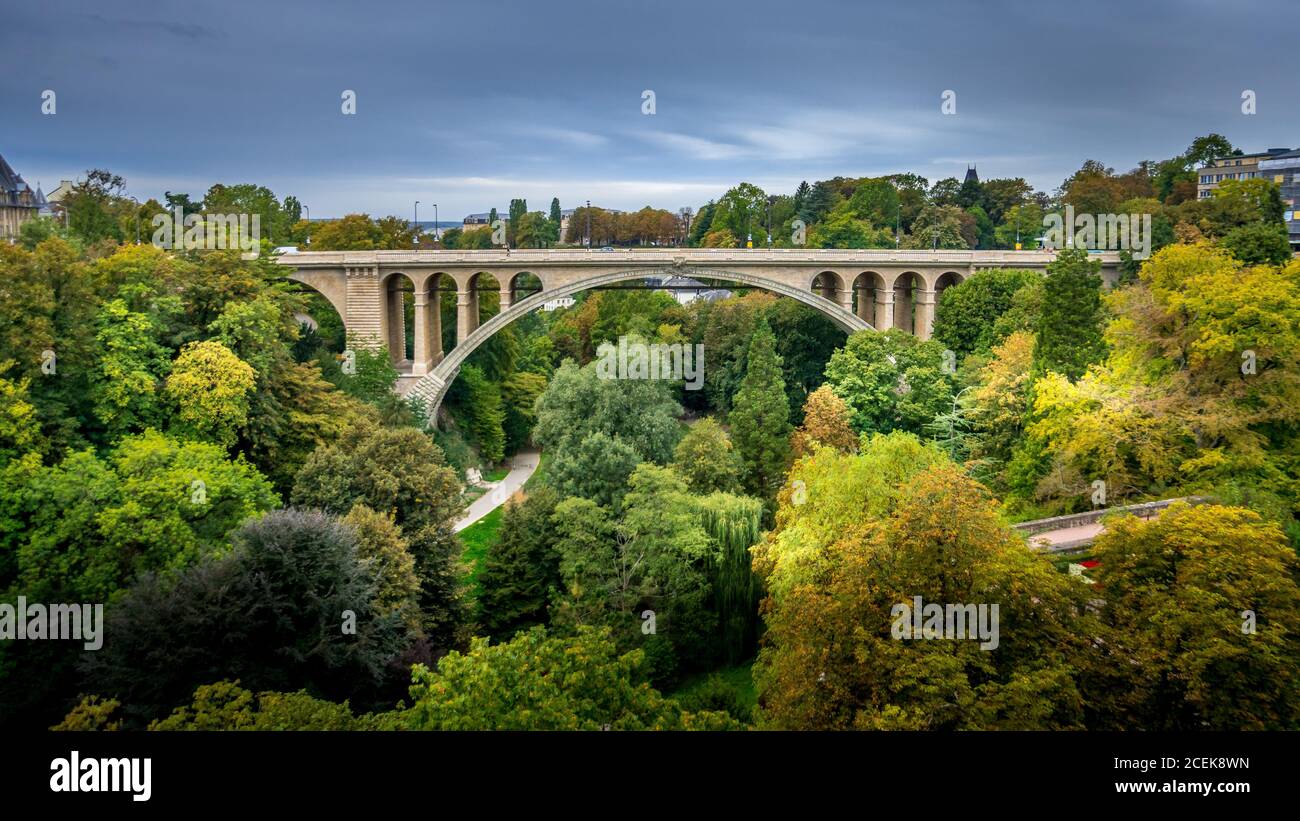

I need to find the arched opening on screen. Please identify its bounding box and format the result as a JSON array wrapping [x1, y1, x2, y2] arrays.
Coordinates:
[[935, 270, 964, 299], [469, 271, 502, 324], [811, 271, 846, 307], [286, 281, 347, 362], [415, 273, 452, 370], [852, 271, 887, 328], [411, 266, 873, 413], [383, 272, 417, 368], [510, 272, 543, 306], [892, 271, 924, 335]]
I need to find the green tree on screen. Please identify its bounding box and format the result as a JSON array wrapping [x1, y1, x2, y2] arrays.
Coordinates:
[[1033, 248, 1106, 379], [1220, 221, 1292, 266], [755, 456, 1089, 729], [670, 417, 744, 494], [931, 268, 1039, 357], [727, 318, 791, 497], [476, 486, 563, 639], [403, 626, 738, 730], [823, 329, 956, 436], [291, 423, 465, 646], [90, 299, 172, 440], [81, 509, 410, 722], [458, 364, 506, 464]]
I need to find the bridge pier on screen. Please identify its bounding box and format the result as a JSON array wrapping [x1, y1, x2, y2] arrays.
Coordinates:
[[874, 288, 894, 331], [915, 289, 936, 341], [456, 286, 478, 344]]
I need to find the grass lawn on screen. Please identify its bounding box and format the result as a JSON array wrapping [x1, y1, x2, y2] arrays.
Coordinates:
[[482, 465, 510, 482], [458, 449, 548, 603], [458, 505, 504, 601]]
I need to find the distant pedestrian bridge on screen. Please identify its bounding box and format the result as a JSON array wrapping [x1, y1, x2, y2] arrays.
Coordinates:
[[276, 248, 1121, 413]]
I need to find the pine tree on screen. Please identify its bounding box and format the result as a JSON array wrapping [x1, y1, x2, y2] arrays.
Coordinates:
[[1034, 247, 1106, 380], [728, 318, 791, 497], [477, 486, 563, 640]]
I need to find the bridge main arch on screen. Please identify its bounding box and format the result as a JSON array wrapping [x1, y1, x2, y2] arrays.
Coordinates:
[[406, 266, 874, 415]]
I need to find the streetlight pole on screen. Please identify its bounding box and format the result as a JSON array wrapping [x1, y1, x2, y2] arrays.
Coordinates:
[[433, 203, 438, 241], [303, 204, 310, 246], [586, 200, 591, 248], [413, 201, 420, 245], [766, 200, 772, 248]]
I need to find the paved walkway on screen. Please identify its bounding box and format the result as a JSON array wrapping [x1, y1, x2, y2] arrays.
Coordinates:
[[453, 448, 540, 532], [1026, 521, 1105, 551]]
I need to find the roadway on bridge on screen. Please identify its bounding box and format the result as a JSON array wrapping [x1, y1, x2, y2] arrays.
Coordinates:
[[454, 448, 540, 532]]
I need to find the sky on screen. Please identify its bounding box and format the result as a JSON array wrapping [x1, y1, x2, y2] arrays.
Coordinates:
[[3, 0, 1297, 219]]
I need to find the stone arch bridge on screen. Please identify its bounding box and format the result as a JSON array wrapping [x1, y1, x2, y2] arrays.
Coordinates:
[[277, 248, 1120, 413]]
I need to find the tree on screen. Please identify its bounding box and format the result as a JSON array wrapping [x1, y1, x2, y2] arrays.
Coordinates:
[[931, 268, 1040, 357], [476, 486, 563, 639], [823, 329, 956, 437], [65, 169, 126, 243], [1033, 248, 1106, 380], [5, 429, 277, 601], [403, 626, 738, 730], [728, 318, 791, 497], [1082, 504, 1300, 730], [164, 340, 257, 448], [309, 214, 380, 250], [457, 364, 506, 464], [549, 197, 562, 230], [551, 464, 718, 680], [90, 299, 172, 440], [342, 504, 421, 631], [790, 385, 857, 458], [755, 457, 1090, 730], [532, 358, 682, 505], [291, 423, 465, 646], [500, 371, 547, 453], [903, 204, 968, 249], [670, 417, 744, 494], [82, 509, 410, 722], [1220, 221, 1292, 266]]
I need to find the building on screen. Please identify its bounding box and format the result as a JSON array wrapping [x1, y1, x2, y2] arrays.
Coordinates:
[[0, 153, 46, 241], [644, 274, 732, 306], [1196, 148, 1293, 199], [462, 210, 506, 229], [1256, 148, 1300, 248], [963, 165, 979, 185], [43, 179, 74, 217]]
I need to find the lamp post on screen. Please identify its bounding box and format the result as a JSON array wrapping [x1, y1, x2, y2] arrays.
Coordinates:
[[766, 200, 772, 248], [413, 201, 420, 245], [586, 200, 591, 248], [303, 204, 310, 246], [433, 203, 439, 241]]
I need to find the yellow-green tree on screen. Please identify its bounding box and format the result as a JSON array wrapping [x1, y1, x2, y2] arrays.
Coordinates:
[[1081, 503, 1300, 730], [164, 340, 256, 448]]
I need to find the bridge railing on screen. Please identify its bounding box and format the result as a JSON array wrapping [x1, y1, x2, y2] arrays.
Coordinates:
[[1012, 496, 1211, 538]]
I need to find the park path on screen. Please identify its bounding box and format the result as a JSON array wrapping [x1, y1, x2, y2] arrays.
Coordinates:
[[453, 448, 540, 532]]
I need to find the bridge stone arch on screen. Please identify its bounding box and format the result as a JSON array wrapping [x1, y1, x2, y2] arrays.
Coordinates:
[[406, 266, 874, 414]]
